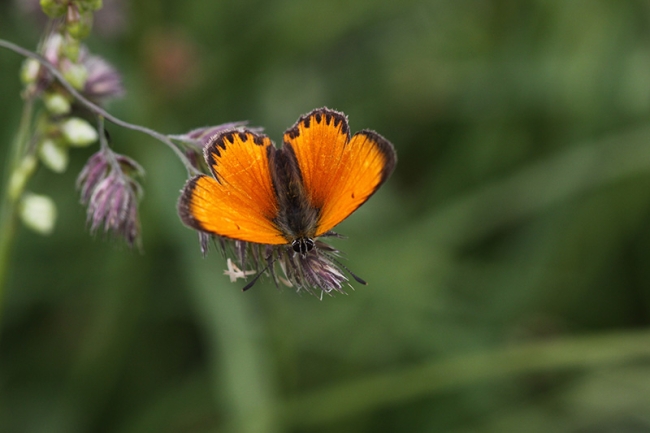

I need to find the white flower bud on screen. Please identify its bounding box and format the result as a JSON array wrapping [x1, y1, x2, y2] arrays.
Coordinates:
[[39, 139, 69, 173], [62, 117, 98, 147], [20, 193, 57, 235], [43, 93, 71, 115]]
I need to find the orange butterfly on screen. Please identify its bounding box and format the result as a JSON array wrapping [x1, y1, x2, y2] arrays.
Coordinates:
[[178, 107, 396, 292]]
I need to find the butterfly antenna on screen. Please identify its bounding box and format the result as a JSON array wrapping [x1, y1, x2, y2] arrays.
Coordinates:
[[241, 268, 266, 291], [330, 256, 367, 285], [241, 255, 278, 292]]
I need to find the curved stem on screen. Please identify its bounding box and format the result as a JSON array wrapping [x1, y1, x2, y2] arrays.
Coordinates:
[[282, 328, 650, 428], [0, 98, 35, 326], [0, 38, 199, 176]]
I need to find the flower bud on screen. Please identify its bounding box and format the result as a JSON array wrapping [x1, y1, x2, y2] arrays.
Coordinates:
[[43, 93, 71, 115], [20, 193, 57, 235], [62, 63, 88, 89], [78, 150, 143, 247], [62, 37, 82, 63], [20, 59, 41, 85], [40, 0, 67, 17], [67, 8, 94, 39], [61, 117, 98, 146], [8, 155, 38, 201], [39, 139, 69, 173], [42, 33, 64, 64], [83, 55, 125, 101]]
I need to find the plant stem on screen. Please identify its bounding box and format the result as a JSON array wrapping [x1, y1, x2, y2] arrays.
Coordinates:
[[180, 236, 279, 433], [0, 98, 35, 325], [0, 38, 199, 176], [282, 328, 650, 428]]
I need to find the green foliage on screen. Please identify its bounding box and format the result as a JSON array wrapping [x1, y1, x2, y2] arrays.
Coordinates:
[[2, 0, 650, 432]]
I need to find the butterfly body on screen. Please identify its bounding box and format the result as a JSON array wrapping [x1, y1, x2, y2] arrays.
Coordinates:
[[179, 107, 396, 260], [267, 145, 319, 252]]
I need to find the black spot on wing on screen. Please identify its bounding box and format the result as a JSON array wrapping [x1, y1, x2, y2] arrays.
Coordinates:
[[339, 120, 349, 136], [285, 127, 300, 140], [204, 128, 272, 181], [283, 107, 351, 144]]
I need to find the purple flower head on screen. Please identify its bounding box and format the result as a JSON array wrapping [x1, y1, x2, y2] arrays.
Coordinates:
[[182, 122, 259, 147], [274, 241, 352, 295], [209, 237, 361, 297], [30, 31, 124, 103], [81, 52, 125, 102], [77, 149, 143, 247], [172, 122, 262, 170]]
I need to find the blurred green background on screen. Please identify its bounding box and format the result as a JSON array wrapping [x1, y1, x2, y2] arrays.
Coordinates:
[[3, 0, 650, 432]]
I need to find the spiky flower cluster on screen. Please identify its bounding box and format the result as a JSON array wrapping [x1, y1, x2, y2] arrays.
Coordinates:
[[208, 235, 359, 297], [77, 149, 143, 246]]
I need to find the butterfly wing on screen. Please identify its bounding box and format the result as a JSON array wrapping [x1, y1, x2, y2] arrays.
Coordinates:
[[283, 108, 397, 236], [178, 130, 287, 245]]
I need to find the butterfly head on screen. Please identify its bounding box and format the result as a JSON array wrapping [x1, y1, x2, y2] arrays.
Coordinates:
[[291, 237, 315, 256]]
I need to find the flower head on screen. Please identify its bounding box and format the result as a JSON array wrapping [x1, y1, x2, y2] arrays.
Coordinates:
[[182, 122, 253, 147], [204, 236, 362, 297], [172, 122, 262, 170], [26, 31, 124, 103], [77, 149, 143, 247], [81, 52, 125, 102]]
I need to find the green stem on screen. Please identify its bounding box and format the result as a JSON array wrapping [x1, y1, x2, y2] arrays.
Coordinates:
[[179, 237, 279, 433], [281, 329, 650, 428], [0, 98, 35, 326]]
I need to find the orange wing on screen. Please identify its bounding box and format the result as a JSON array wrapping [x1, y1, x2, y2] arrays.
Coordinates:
[[283, 108, 396, 236], [178, 130, 287, 245]]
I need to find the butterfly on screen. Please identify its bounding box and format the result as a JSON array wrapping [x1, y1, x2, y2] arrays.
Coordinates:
[[178, 107, 396, 291]]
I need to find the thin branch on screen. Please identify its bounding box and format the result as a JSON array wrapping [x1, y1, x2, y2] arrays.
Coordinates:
[[0, 38, 199, 176]]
